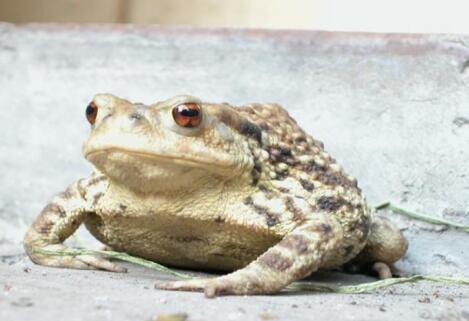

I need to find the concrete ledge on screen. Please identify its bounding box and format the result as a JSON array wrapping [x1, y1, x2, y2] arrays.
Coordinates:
[[1, 23, 468, 321]]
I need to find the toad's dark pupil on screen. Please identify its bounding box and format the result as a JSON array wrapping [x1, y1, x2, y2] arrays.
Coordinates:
[[173, 103, 202, 128], [180, 107, 199, 117], [86, 105, 95, 116], [86, 102, 98, 124]]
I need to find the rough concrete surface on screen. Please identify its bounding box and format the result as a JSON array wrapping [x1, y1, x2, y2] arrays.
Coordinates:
[[0, 23, 468, 321]]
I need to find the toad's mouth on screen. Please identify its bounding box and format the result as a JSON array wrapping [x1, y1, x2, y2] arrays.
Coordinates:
[[84, 147, 234, 169]]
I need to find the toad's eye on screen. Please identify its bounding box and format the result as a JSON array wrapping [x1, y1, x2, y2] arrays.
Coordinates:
[[86, 102, 98, 125], [172, 103, 202, 128]]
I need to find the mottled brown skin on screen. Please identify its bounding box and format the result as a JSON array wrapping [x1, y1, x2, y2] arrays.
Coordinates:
[[24, 94, 408, 297]]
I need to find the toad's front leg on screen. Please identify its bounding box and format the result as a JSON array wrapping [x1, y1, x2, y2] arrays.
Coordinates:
[[24, 178, 126, 272], [156, 215, 343, 297]]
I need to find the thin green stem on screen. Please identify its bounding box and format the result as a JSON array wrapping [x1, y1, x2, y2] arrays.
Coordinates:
[[288, 275, 469, 293], [33, 247, 193, 279], [375, 202, 469, 232], [34, 247, 469, 293]]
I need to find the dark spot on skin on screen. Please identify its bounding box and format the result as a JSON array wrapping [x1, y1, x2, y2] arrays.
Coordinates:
[[353, 202, 364, 213], [318, 223, 333, 236], [239, 121, 263, 144], [276, 186, 290, 193], [317, 196, 347, 212], [259, 252, 294, 271], [252, 204, 280, 227], [274, 169, 289, 180], [59, 186, 76, 200], [258, 184, 274, 198], [265, 214, 280, 227], [280, 147, 292, 157], [284, 197, 305, 222], [77, 178, 88, 197], [251, 160, 263, 185], [299, 179, 315, 192], [214, 216, 225, 223], [280, 235, 309, 254], [259, 122, 271, 131], [243, 196, 254, 205], [294, 136, 307, 143], [344, 245, 355, 256], [299, 161, 356, 189], [251, 174, 260, 186], [87, 176, 107, 187], [36, 218, 55, 234], [269, 147, 281, 160], [302, 160, 328, 173], [119, 204, 127, 211], [42, 203, 66, 218], [267, 145, 299, 167], [321, 172, 353, 188]]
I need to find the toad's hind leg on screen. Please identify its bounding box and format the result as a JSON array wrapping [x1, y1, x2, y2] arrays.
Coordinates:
[[156, 215, 343, 297], [347, 215, 408, 279], [24, 178, 126, 273]]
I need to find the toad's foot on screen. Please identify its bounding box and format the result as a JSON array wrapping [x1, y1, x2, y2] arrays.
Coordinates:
[[156, 215, 342, 297], [374, 262, 408, 278], [343, 261, 405, 279], [33, 244, 127, 273], [156, 278, 221, 298], [156, 274, 265, 298], [372, 262, 392, 279]]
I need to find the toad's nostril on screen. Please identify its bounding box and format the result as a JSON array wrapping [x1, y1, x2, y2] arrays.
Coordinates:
[[129, 112, 143, 120], [102, 113, 113, 122]]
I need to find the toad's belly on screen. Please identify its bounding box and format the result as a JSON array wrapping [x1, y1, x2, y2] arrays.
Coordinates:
[[85, 212, 282, 271]]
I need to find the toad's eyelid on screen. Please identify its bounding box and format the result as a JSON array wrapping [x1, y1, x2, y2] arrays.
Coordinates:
[[165, 95, 202, 108]]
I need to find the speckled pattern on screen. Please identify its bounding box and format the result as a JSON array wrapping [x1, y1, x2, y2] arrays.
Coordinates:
[[1, 23, 469, 319], [23, 93, 407, 296]]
